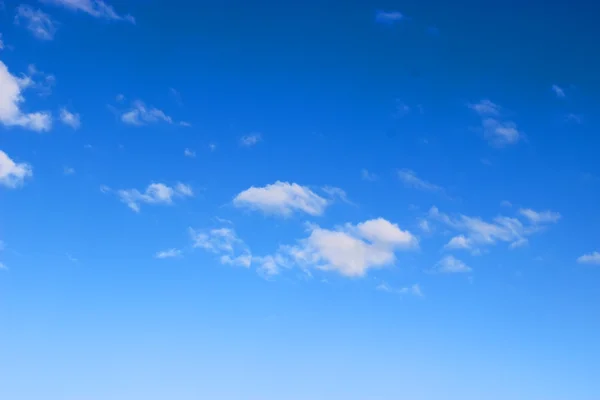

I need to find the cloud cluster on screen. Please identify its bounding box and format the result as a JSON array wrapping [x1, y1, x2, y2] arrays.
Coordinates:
[[121, 100, 173, 126], [0, 150, 32, 188], [117, 182, 193, 212], [469, 99, 521, 146], [59, 107, 81, 129], [189, 226, 251, 268]]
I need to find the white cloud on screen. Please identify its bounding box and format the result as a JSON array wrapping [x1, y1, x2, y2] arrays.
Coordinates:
[[469, 100, 521, 146], [436, 255, 472, 273], [115, 93, 125, 103], [63, 166, 75, 175], [376, 282, 423, 297], [444, 235, 471, 250], [566, 113, 583, 124], [321, 186, 353, 205], [398, 169, 443, 192], [0, 61, 52, 132], [0, 150, 33, 188], [155, 248, 182, 259], [361, 169, 378, 181], [121, 101, 173, 126], [41, 0, 135, 23], [552, 84, 565, 98], [208, 143, 217, 152], [375, 10, 404, 24], [518, 208, 561, 224], [184, 148, 196, 158], [577, 252, 600, 265], [59, 107, 81, 129], [0, 262, 6, 271], [117, 182, 193, 212], [14, 5, 57, 40], [264, 218, 418, 278], [501, 200, 512, 208], [0, 33, 4, 50], [233, 181, 329, 217], [240, 133, 261, 147], [190, 226, 252, 268], [418, 219, 431, 233]]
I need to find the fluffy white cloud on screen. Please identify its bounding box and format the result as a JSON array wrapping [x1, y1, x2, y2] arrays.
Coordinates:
[[190, 226, 252, 268], [121, 101, 173, 126], [552, 84, 565, 98], [59, 107, 81, 129], [265, 218, 418, 278], [14, 5, 57, 40], [518, 208, 561, 224], [239, 133, 261, 147], [375, 10, 404, 23], [233, 181, 329, 217], [577, 252, 600, 265], [41, 0, 135, 23], [117, 182, 193, 212], [0, 61, 52, 132], [429, 206, 559, 252], [469, 99, 521, 146], [398, 169, 443, 192], [376, 282, 423, 297], [436, 255, 472, 273], [0, 150, 32, 188], [155, 248, 182, 259]]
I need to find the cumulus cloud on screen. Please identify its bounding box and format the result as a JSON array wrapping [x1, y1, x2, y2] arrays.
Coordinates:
[[398, 169, 443, 192], [376, 282, 423, 297], [577, 252, 600, 265], [155, 248, 182, 259], [0, 61, 52, 132], [469, 99, 521, 146], [436, 255, 472, 273], [239, 133, 261, 147], [375, 10, 404, 24], [262, 218, 418, 278], [444, 235, 471, 250], [190, 226, 252, 268], [41, 0, 135, 23], [0, 150, 32, 188], [121, 100, 173, 126], [59, 107, 81, 129], [233, 181, 329, 217], [117, 182, 193, 212], [14, 5, 57, 40]]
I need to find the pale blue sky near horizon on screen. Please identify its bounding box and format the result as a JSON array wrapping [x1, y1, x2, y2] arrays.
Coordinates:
[[1, 1, 600, 399]]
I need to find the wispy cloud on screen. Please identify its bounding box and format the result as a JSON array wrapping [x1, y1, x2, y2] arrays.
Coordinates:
[[14, 5, 57, 40], [190, 226, 252, 268], [375, 10, 405, 24], [436, 255, 472, 273], [120, 100, 173, 126], [469, 99, 521, 146], [155, 248, 182, 259], [361, 169, 378, 181], [63, 166, 75, 175], [240, 133, 262, 147], [41, 0, 135, 23], [577, 252, 600, 265], [518, 208, 561, 224], [59, 108, 81, 129], [0, 150, 33, 188], [397, 169, 443, 192], [117, 182, 193, 212], [552, 84, 565, 98], [376, 282, 423, 297], [184, 148, 196, 158]]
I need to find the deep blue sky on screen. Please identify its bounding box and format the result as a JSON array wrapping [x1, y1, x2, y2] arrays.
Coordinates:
[[1, 1, 600, 399]]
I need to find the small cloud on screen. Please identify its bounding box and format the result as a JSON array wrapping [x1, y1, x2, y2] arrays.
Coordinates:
[[121, 100, 173, 126], [418, 219, 431, 233], [99, 185, 111, 193], [190, 226, 252, 269], [394, 100, 411, 118], [518, 208, 561, 224], [169, 87, 182, 105], [444, 235, 471, 250], [14, 5, 57, 41], [84, 144, 93, 149], [63, 166, 75, 175], [209, 143, 217, 152], [184, 148, 196, 158], [66, 253, 78, 263], [398, 169, 443, 192], [116, 182, 193, 212], [375, 10, 405, 24], [115, 94, 125, 103], [361, 169, 378, 181], [179, 121, 191, 127], [321, 186, 353, 206], [469, 100, 521, 147], [0, 150, 33, 188], [577, 251, 600, 265], [42, 0, 135, 23], [240, 133, 262, 147], [0, 33, 4, 50], [552, 84, 566, 98], [436, 255, 472, 273], [469, 99, 500, 116], [0, 262, 7, 271], [214, 216, 234, 225], [377, 282, 423, 297], [566, 113, 582, 124], [500, 200, 512, 208], [155, 248, 182, 259], [59, 108, 81, 129]]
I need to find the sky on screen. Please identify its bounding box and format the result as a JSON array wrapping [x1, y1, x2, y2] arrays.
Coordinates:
[[1, 0, 600, 399]]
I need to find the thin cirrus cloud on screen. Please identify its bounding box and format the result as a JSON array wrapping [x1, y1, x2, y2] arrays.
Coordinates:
[[189, 226, 252, 268], [233, 181, 329, 217], [0, 150, 33, 188], [577, 252, 600, 265], [376, 282, 423, 297], [116, 182, 193, 212], [361, 169, 378, 181], [14, 5, 57, 41], [120, 100, 173, 126], [397, 169, 443, 192], [552, 84, 566, 98], [0, 61, 52, 132], [155, 248, 182, 259], [239, 133, 262, 147], [59, 108, 81, 129], [375, 10, 405, 24], [41, 0, 135, 23], [469, 99, 521, 146]]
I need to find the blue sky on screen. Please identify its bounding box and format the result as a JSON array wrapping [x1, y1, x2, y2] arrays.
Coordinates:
[[1, 0, 600, 399]]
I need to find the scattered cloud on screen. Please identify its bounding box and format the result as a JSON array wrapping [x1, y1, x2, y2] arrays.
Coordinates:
[[577, 252, 600, 265], [0, 61, 52, 132], [321, 186, 353, 206], [469, 99, 521, 146], [376, 282, 423, 297], [14, 5, 57, 40], [361, 169, 378, 181], [190, 226, 252, 268], [262, 218, 419, 278], [418, 219, 431, 233], [0, 150, 33, 188], [398, 169, 443, 192], [208, 143, 217, 152], [117, 182, 193, 212], [566, 113, 583, 124], [436, 255, 472, 273], [155, 248, 182, 259], [41, 0, 135, 23], [120, 100, 173, 126], [240, 133, 262, 147], [59, 107, 81, 129], [518, 208, 561, 224], [552, 84, 565, 98], [375, 10, 404, 24], [444, 235, 472, 250], [233, 181, 329, 217], [63, 166, 75, 175], [184, 148, 196, 158]]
